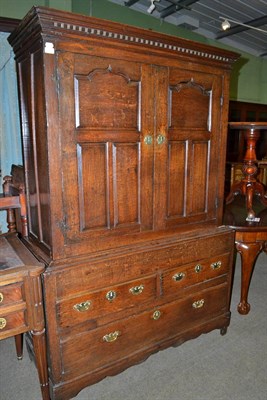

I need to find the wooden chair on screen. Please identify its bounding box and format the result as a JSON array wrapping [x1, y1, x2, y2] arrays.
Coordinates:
[[0, 164, 28, 359]]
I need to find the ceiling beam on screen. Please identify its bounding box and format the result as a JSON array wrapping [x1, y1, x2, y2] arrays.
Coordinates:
[[124, 0, 140, 7], [160, 0, 200, 19], [216, 15, 267, 39]]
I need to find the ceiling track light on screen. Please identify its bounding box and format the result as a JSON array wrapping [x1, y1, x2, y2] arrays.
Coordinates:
[[219, 16, 267, 34], [147, 0, 160, 14]]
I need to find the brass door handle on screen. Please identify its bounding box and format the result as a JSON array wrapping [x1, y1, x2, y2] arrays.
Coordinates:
[[144, 135, 153, 145], [156, 134, 166, 145], [129, 284, 144, 295], [192, 299, 205, 309], [0, 317, 7, 329]]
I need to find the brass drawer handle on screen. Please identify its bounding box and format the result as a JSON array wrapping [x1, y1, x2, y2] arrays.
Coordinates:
[[129, 284, 144, 295], [106, 290, 117, 302], [192, 299, 205, 309], [211, 261, 222, 270], [103, 330, 120, 343], [0, 292, 3, 303], [73, 300, 91, 312], [172, 272, 185, 282], [0, 317, 7, 329], [195, 264, 202, 273], [152, 310, 161, 320]]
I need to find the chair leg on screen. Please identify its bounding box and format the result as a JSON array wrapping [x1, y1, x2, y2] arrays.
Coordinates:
[[14, 333, 23, 360]]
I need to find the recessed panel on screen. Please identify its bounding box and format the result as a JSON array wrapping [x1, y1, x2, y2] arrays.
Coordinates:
[[167, 141, 187, 217], [169, 80, 211, 131], [77, 143, 108, 230], [112, 143, 140, 227], [75, 67, 140, 130], [190, 141, 209, 214]]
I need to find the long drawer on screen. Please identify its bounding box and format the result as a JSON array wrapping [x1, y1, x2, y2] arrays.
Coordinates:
[[61, 282, 229, 378]]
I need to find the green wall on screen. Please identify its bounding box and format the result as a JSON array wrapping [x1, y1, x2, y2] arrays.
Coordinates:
[[1, 0, 266, 104]]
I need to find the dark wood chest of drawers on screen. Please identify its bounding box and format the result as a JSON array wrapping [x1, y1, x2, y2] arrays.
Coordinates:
[[8, 6, 238, 399]]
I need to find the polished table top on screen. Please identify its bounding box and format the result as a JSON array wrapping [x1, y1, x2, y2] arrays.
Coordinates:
[[223, 195, 267, 232]]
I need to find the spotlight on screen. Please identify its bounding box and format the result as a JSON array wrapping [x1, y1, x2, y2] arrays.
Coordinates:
[[221, 19, 231, 31], [147, 0, 160, 14]]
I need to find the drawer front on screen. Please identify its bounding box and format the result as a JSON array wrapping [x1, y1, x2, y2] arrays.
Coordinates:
[[58, 275, 157, 329], [0, 283, 23, 307], [163, 253, 230, 296], [0, 311, 27, 338], [61, 283, 228, 377]]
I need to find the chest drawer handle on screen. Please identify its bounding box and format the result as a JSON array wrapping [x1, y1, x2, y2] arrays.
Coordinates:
[[172, 272, 185, 282], [103, 330, 120, 343], [0, 317, 7, 329], [0, 293, 3, 303], [129, 284, 144, 295], [211, 261, 222, 270], [192, 299, 205, 309], [73, 300, 91, 312]]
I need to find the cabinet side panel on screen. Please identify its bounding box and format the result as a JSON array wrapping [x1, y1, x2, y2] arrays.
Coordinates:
[[18, 50, 51, 249]]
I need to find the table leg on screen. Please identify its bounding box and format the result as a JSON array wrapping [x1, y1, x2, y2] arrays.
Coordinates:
[[236, 241, 264, 314], [32, 329, 50, 400], [14, 333, 23, 360]]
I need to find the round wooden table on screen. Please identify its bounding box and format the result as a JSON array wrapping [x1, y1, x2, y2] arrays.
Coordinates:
[[224, 196, 267, 314]]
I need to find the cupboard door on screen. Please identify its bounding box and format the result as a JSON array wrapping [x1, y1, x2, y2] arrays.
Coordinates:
[[154, 67, 223, 229], [58, 53, 154, 243]]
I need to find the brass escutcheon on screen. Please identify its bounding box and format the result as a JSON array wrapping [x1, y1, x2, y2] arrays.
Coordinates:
[[73, 300, 91, 312], [211, 261, 222, 270], [172, 272, 185, 282], [129, 284, 144, 295], [0, 317, 7, 329], [152, 310, 161, 320], [192, 299, 205, 309], [103, 330, 120, 343], [106, 290, 117, 302], [0, 293, 3, 303], [195, 264, 202, 273]]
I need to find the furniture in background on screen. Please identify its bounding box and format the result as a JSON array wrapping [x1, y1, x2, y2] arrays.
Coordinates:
[[224, 197, 267, 314], [224, 122, 267, 315], [226, 122, 267, 221], [8, 7, 238, 400], [0, 171, 49, 400]]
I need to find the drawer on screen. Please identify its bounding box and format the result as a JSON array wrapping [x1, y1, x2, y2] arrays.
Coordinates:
[[0, 311, 27, 338], [57, 274, 157, 329], [0, 283, 24, 307], [61, 283, 228, 377], [162, 253, 230, 296]]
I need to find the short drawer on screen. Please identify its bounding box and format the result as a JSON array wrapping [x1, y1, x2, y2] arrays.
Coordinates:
[[162, 253, 230, 296], [57, 274, 157, 329], [61, 283, 228, 377], [0, 311, 27, 338], [0, 283, 24, 307]]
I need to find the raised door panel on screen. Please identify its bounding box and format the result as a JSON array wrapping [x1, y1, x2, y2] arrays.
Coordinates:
[[58, 53, 154, 244], [155, 68, 222, 228]]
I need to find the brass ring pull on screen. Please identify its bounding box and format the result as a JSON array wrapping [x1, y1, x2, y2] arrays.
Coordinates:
[[192, 299, 205, 309], [129, 284, 144, 295], [0, 317, 7, 329], [73, 300, 91, 312], [103, 330, 120, 343], [0, 293, 3, 303], [172, 272, 185, 282], [211, 261, 222, 270]]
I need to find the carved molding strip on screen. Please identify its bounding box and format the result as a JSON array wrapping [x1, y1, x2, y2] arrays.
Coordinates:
[[53, 21, 232, 62]]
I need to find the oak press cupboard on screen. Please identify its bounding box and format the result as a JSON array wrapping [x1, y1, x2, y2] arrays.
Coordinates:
[[8, 7, 239, 400]]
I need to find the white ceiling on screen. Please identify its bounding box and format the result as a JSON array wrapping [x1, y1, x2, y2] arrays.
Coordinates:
[[108, 0, 267, 58]]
